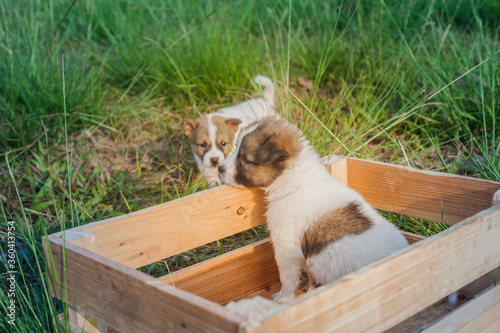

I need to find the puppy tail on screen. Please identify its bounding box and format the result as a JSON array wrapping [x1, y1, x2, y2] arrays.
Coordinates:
[[254, 75, 277, 112]]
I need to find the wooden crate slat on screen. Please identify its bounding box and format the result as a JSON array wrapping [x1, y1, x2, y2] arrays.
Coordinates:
[[43, 235, 245, 333], [327, 156, 348, 186], [400, 230, 425, 244], [159, 238, 280, 304], [422, 283, 500, 333], [346, 158, 500, 224], [240, 205, 500, 333], [63, 186, 266, 268]]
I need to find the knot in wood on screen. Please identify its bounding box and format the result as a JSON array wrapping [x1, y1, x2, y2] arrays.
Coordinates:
[[237, 207, 245, 215]]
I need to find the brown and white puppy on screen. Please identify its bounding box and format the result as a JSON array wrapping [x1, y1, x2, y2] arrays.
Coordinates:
[[183, 75, 277, 186], [218, 117, 409, 303]]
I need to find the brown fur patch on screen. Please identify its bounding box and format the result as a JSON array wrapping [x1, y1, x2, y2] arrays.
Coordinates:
[[301, 203, 374, 258], [234, 118, 302, 187]]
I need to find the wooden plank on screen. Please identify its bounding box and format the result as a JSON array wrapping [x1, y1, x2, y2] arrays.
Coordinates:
[[345, 158, 500, 225], [422, 284, 500, 333], [159, 239, 280, 305], [42, 235, 245, 333], [400, 231, 425, 244], [58, 186, 266, 268], [240, 205, 500, 333]]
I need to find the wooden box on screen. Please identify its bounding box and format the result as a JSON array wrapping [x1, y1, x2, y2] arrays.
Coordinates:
[[43, 156, 500, 332]]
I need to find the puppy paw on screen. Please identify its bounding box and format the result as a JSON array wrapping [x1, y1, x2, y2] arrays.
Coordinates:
[[205, 176, 221, 187], [203, 169, 221, 187], [270, 291, 294, 303]]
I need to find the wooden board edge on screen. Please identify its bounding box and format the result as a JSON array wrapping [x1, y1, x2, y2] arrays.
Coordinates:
[[239, 205, 500, 333], [421, 283, 500, 333], [43, 235, 245, 333]]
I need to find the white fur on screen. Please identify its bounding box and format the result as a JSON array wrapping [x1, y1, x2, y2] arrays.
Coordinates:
[[193, 75, 277, 186], [220, 121, 409, 303]]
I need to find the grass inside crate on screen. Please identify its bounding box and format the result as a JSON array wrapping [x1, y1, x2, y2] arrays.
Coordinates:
[[138, 225, 270, 277], [381, 211, 450, 237]]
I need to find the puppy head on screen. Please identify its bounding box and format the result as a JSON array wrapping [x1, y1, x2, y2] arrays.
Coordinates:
[[183, 116, 241, 167], [219, 117, 302, 188]]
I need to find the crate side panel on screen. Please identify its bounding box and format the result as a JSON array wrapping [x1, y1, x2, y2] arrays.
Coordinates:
[[346, 158, 500, 224], [69, 186, 266, 268], [160, 239, 280, 304], [241, 206, 500, 333], [44, 236, 244, 333]]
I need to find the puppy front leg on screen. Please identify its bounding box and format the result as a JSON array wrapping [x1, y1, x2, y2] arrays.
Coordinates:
[[271, 251, 303, 303], [203, 167, 221, 187]]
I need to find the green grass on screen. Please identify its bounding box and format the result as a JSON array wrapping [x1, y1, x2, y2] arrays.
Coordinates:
[[1, 0, 499, 331]]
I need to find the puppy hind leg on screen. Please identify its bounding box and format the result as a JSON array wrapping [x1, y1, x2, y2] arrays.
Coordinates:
[[298, 262, 323, 293], [304, 267, 318, 293]]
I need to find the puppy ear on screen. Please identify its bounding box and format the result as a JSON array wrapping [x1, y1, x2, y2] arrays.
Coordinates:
[[183, 118, 199, 138], [224, 118, 242, 133], [257, 139, 289, 164]]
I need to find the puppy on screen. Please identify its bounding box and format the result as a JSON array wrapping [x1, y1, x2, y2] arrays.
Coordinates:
[[218, 117, 409, 303], [183, 75, 278, 186]]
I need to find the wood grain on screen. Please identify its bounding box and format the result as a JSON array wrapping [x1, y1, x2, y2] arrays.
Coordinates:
[[43, 235, 245, 333], [327, 156, 348, 185], [400, 231, 425, 244], [240, 205, 500, 333], [159, 239, 280, 305], [64, 186, 266, 268], [346, 158, 500, 225]]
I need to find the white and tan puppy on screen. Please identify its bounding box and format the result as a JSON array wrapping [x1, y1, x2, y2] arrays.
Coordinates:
[[183, 75, 278, 186], [218, 117, 409, 303]]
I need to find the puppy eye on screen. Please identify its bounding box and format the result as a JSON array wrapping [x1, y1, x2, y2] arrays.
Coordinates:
[[199, 142, 207, 148], [221, 141, 227, 147], [242, 157, 254, 165]]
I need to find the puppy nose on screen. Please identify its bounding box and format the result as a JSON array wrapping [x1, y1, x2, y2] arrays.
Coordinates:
[[218, 165, 225, 174], [210, 157, 219, 166]]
